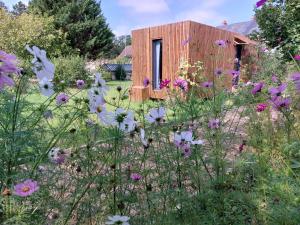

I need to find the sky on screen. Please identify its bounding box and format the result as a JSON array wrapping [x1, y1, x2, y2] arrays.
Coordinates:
[[3, 0, 258, 36]]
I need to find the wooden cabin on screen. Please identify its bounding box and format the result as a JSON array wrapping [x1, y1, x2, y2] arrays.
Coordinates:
[[130, 20, 257, 101]]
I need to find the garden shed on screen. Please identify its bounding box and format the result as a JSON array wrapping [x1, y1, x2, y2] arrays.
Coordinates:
[[130, 20, 257, 101], [102, 63, 132, 80]]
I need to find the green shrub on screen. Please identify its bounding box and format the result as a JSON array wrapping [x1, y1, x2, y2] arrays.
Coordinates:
[[0, 9, 72, 59], [115, 64, 126, 80], [97, 67, 112, 81], [53, 55, 92, 87]]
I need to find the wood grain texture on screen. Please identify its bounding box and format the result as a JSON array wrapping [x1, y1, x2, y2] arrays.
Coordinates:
[[131, 21, 257, 101]]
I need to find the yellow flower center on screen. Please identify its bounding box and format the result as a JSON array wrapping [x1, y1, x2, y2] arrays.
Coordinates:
[[96, 106, 102, 113], [22, 186, 30, 192]]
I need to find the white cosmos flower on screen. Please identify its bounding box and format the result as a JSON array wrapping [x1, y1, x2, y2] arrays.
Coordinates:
[[140, 128, 149, 147], [94, 73, 109, 95], [145, 107, 166, 124], [96, 104, 113, 126], [105, 215, 130, 225], [174, 131, 204, 146], [26, 45, 55, 81], [88, 89, 105, 113], [39, 78, 54, 97], [110, 108, 136, 132]]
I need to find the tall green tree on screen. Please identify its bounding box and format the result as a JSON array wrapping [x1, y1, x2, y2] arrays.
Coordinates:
[[0, 1, 7, 11], [254, 0, 300, 60], [12, 1, 27, 16], [29, 0, 114, 59], [110, 35, 132, 58]]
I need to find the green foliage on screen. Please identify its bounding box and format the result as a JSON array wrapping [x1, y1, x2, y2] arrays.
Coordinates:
[[29, 0, 114, 59], [255, 0, 300, 60], [12, 1, 27, 16], [110, 35, 132, 58], [115, 64, 126, 80], [0, 9, 71, 59], [53, 55, 92, 86]]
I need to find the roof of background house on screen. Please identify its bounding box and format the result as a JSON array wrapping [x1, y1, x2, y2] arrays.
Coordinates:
[[217, 20, 259, 36], [118, 45, 132, 58], [102, 64, 132, 73]]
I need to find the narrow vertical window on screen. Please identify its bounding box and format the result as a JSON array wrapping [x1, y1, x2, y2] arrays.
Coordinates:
[[152, 39, 162, 90]]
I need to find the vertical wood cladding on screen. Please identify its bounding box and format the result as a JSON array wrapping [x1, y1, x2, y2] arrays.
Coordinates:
[[131, 21, 257, 101]]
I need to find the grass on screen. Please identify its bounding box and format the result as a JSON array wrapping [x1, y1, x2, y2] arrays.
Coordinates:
[[25, 80, 155, 111]]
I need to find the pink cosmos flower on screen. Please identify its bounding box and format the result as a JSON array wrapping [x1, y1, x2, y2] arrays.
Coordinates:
[[256, 103, 268, 112], [0, 74, 14, 91], [271, 74, 278, 83], [294, 55, 300, 61], [268, 83, 287, 97], [76, 80, 85, 89], [228, 70, 240, 78], [251, 82, 264, 95], [143, 78, 150, 87], [182, 144, 192, 158], [0, 51, 20, 90], [270, 96, 291, 110], [159, 79, 171, 89], [202, 81, 213, 88], [130, 173, 142, 181], [208, 119, 220, 129], [256, 0, 267, 8], [56, 93, 69, 105], [214, 68, 223, 76], [13, 179, 39, 197], [174, 78, 188, 92], [215, 40, 226, 47], [291, 72, 300, 92], [0, 51, 19, 74]]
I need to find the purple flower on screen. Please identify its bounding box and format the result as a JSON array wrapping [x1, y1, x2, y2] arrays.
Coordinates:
[[251, 82, 264, 95], [76, 80, 85, 89], [0, 51, 20, 91], [228, 70, 240, 78], [215, 40, 226, 47], [271, 96, 291, 110], [143, 78, 150, 87], [271, 74, 278, 83], [256, 103, 268, 112], [174, 78, 188, 92], [130, 173, 142, 181], [256, 0, 267, 7], [208, 119, 220, 129], [291, 72, 300, 92], [294, 55, 300, 61], [0, 51, 19, 74], [13, 179, 39, 197], [214, 68, 223, 76], [56, 93, 69, 105], [268, 83, 287, 97], [182, 144, 192, 158], [202, 81, 213, 88], [159, 79, 171, 89], [0, 74, 14, 91]]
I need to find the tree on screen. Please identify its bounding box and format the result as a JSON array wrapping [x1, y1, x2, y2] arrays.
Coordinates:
[[29, 0, 114, 59], [254, 0, 300, 60], [0, 1, 7, 11], [110, 35, 132, 58], [0, 9, 72, 59], [12, 1, 27, 16]]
